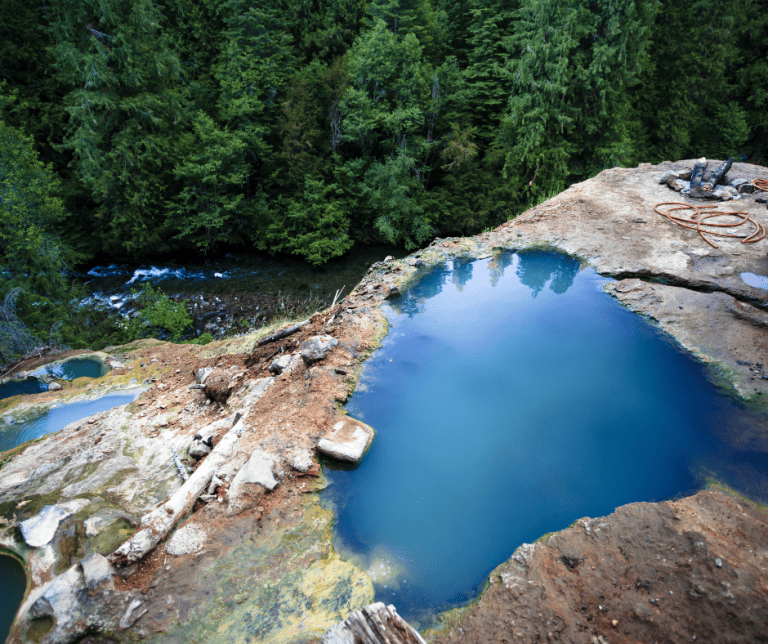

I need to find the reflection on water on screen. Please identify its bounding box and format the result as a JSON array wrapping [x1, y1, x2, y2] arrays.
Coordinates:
[[0, 555, 25, 643], [35, 357, 108, 381], [323, 250, 768, 625], [0, 393, 139, 453], [0, 378, 48, 400]]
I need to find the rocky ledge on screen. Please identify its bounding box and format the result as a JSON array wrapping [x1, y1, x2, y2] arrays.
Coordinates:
[[1, 159, 767, 644]]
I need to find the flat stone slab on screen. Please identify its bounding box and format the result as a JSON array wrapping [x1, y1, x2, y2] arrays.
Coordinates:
[[166, 524, 207, 556], [317, 418, 375, 464], [20, 499, 90, 548]]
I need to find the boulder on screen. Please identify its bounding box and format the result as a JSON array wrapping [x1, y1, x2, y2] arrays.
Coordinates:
[[316, 418, 375, 464], [109, 360, 126, 370], [300, 335, 339, 363], [189, 435, 213, 459], [269, 354, 293, 375], [226, 450, 278, 514], [81, 553, 115, 596], [48, 381, 63, 392], [203, 370, 232, 403], [20, 499, 90, 548]]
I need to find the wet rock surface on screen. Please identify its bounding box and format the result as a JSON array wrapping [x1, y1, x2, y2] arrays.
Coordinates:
[[1, 159, 767, 644], [427, 489, 768, 644]]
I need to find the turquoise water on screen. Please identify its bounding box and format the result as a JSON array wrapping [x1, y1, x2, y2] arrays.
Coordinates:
[[34, 357, 108, 381], [0, 555, 25, 643], [0, 358, 108, 401], [0, 393, 139, 453], [323, 251, 768, 624], [0, 378, 47, 399]]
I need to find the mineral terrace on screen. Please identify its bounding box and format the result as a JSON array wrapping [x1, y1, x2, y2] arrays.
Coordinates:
[[1, 159, 767, 644]]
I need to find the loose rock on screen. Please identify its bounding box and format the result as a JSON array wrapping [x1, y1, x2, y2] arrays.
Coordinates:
[[300, 334, 339, 363], [317, 418, 375, 464]]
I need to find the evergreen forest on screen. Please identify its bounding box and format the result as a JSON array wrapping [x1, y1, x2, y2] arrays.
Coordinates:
[[1, 0, 766, 357]]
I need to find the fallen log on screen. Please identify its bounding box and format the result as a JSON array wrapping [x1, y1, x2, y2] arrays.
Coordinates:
[[703, 157, 733, 192], [109, 414, 245, 566], [321, 603, 427, 644], [255, 319, 310, 347]]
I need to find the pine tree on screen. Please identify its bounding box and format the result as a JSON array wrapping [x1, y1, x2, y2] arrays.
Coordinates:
[[498, 0, 658, 200], [46, 0, 191, 255]]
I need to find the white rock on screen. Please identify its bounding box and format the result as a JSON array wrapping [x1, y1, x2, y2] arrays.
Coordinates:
[[109, 360, 126, 370], [195, 367, 214, 385], [316, 418, 375, 464], [290, 450, 314, 473], [81, 553, 115, 595], [166, 524, 207, 556], [268, 354, 293, 375], [48, 382, 63, 392], [20, 499, 90, 548], [230, 450, 278, 492], [226, 450, 278, 514]]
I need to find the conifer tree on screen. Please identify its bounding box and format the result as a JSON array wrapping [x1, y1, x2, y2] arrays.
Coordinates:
[[47, 0, 192, 255]]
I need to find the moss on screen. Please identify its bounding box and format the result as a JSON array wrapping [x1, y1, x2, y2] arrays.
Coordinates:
[[91, 517, 136, 555], [54, 520, 86, 574], [26, 616, 55, 643], [705, 479, 768, 513]]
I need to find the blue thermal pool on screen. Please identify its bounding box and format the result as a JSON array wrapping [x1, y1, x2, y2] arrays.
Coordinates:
[[33, 357, 108, 381], [0, 392, 139, 453], [0, 357, 108, 401], [0, 378, 48, 399], [322, 251, 768, 624], [0, 555, 26, 643]]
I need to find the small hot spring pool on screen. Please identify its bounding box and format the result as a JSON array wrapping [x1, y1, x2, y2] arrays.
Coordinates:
[[0, 357, 108, 401], [0, 555, 26, 643], [322, 251, 768, 624], [0, 393, 139, 453]]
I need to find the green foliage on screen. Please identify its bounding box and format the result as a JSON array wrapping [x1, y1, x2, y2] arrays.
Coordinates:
[[128, 284, 192, 341], [267, 179, 354, 265], [0, 0, 765, 276]]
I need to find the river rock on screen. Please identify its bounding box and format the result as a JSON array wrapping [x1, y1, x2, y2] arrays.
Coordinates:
[[300, 335, 339, 363], [166, 523, 207, 556], [48, 381, 63, 391], [81, 553, 115, 595], [20, 499, 90, 548], [269, 354, 293, 374], [317, 418, 375, 464]]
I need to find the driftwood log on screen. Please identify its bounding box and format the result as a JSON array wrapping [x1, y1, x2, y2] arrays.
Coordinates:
[[321, 603, 427, 644], [109, 414, 245, 566], [255, 319, 310, 347]]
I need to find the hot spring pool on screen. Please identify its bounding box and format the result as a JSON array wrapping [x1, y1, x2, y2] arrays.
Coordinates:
[[0, 357, 109, 401], [0, 555, 26, 643], [322, 250, 768, 624], [0, 392, 139, 453]]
